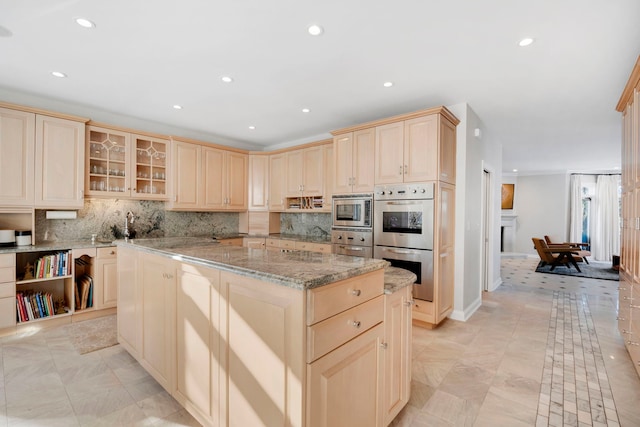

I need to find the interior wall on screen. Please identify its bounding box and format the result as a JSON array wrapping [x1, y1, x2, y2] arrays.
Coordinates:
[[513, 173, 570, 255]]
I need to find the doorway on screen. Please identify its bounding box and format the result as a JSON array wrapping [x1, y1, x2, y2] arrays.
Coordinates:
[[481, 168, 493, 292]]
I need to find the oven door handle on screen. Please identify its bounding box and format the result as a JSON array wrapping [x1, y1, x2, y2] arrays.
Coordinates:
[[340, 246, 364, 251], [383, 201, 426, 205], [383, 248, 421, 255]]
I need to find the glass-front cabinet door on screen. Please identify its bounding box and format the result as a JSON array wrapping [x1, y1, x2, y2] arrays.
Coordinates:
[[131, 134, 168, 199], [86, 126, 130, 197]]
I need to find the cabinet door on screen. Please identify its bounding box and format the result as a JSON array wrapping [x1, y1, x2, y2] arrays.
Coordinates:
[[170, 141, 201, 209], [139, 252, 176, 392], [225, 151, 248, 210], [202, 146, 225, 210], [333, 134, 353, 194], [307, 323, 384, 427], [436, 183, 455, 322], [94, 247, 118, 309], [0, 108, 35, 206], [352, 128, 375, 193], [117, 246, 141, 358], [248, 154, 269, 210], [0, 297, 16, 329], [223, 270, 305, 427], [86, 126, 130, 198], [439, 118, 457, 184], [175, 263, 225, 427], [383, 287, 411, 425], [131, 134, 169, 200], [404, 115, 438, 183], [323, 144, 333, 211], [35, 115, 85, 208], [269, 153, 287, 211], [286, 149, 304, 196], [374, 122, 404, 185], [302, 146, 324, 196]]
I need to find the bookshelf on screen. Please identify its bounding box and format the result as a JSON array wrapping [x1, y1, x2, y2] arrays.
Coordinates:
[[15, 250, 73, 323]]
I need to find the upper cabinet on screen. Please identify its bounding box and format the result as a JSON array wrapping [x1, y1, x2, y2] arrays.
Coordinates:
[[286, 146, 324, 197], [268, 152, 287, 211], [248, 154, 269, 211], [332, 128, 375, 194], [86, 125, 169, 200], [0, 108, 35, 206], [35, 115, 86, 208], [375, 113, 456, 185], [167, 138, 247, 211]]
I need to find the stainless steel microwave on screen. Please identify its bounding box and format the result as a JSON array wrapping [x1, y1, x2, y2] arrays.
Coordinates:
[[332, 194, 373, 229]]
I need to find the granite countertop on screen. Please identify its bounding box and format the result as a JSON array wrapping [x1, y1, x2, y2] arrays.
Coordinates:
[[117, 237, 385, 290], [0, 239, 116, 254], [383, 266, 417, 294], [268, 234, 332, 244]]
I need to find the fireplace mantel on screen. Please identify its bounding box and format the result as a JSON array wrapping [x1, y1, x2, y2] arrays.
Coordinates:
[[501, 214, 517, 252]]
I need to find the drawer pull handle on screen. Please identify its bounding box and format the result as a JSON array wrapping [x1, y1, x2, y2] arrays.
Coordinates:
[[352, 289, 361, 296], [380, 342, 388, 349], [352, 320, 361, 328], [623, 296, 634, 301], [405, 300, 415, 306], [618, 287, 627, 291], [631, 305, 640, 309], [627, 341, 640, 346], [622, 329, 632, 335], [617, 317, 626, 321]]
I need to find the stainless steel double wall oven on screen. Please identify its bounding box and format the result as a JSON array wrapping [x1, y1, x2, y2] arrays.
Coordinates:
[[373, 183, 435, 301], [331, 194, 373, 258]]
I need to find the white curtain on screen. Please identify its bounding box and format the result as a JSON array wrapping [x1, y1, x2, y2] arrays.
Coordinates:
[[591, 175, 620, 261], [569, 175, 582, 243]]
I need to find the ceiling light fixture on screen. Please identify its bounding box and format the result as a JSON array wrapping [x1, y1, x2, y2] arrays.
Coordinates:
[[249, 126, 256, 130], [512, 169, 518, 172], [173, 105, 183, 110], [51, 71, 67, 78], [383, 82, 393, 88], [75, 17, 95, 28], [518, 37, 534, 47], [302, 108, 310, 113], [308, 24, 323, 36], [221, 76, 233, 83]]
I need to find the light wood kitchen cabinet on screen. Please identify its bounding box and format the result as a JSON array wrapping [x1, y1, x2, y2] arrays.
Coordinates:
[[294, 241, 331, 253], [175, 263, 225, 427], [382, 286, 412, 425], [243, 236, 266, 248], [286, 146, 324, 197], [35, 115, 85, 208], [332, 128, 375, 194], [222, 270, 305, 427], [93, 247, 118, 309], [86, 125, 169, 200], [0, 253, 16, 330], [0, 108, 35, 206], [168, 139, 247, 211], [117, 245, 140, 359], [323, 144, 333, 211], [216, 237, 243, 246], [374, 112, 457, 185], [139, 251, 176, 392], [248, 153, 269, 210], [269, 152, 287, 211]]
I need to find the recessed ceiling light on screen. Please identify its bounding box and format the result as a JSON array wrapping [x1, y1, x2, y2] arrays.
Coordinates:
[[302, 108, 310, 113], [308, 24, 323, 36], [383, 82, 393, 88], [173, 105, 183, 110], [518, 37, 534, 47], [248, 126, 256, 130], [51, 71, 67, 78], [221, 76, 233, 83], [75, 18, 95, 28], [512, 169, 518, 172]]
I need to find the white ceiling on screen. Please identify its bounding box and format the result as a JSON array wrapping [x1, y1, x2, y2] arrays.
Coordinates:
[[1, 0, 638, 174]]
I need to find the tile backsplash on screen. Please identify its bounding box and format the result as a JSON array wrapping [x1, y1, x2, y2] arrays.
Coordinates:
[[34, 199, 332, 243]]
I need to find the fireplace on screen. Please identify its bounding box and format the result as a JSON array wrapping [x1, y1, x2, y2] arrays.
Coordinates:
[[501, 215, 517, 252]]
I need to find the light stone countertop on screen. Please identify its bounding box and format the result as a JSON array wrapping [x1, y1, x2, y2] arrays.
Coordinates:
[[117, 237, 386, 290], [0, 239, 116, 254], [383, 267, 417, 294]]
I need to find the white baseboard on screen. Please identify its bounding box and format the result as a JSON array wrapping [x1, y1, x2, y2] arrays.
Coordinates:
[[449, 295, 482, 322]]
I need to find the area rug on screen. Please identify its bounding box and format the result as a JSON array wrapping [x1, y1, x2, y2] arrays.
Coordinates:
[[534, 261, 619, 281], [69, 314, 118, 354]]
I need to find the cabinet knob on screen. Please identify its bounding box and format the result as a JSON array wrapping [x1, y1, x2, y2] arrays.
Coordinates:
[[380, 342, 388, 349], [110, 251, 115, 255], [352, 320, 361, 328], [351, 289, 361, 296]]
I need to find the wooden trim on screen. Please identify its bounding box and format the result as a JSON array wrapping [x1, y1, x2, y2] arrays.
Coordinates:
[[0, 101, 89, 123], [616, 55, 640, 112], [87, 121, 171, 140], [170, 135, 250, 154], [330, 106, 460, 135], [252, 138, 333, 155]]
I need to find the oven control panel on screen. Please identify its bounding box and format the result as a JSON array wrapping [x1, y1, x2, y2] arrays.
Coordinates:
[[374, 182, 434, 200]]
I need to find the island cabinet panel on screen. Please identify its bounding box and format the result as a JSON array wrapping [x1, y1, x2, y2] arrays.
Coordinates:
[[222, 270, 305, 427], [306, 323, 385, 427], [139, 252, 176, 393], [117, 245, 141, 359], [175, 263, 225, 427]]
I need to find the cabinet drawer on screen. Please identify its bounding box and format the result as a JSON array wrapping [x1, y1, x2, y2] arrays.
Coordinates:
[[0, 253, 14, 268], [0, 282, 14, 298], [73, 247, 96, 258], [280, 239, 295, 249], [294, 241, 331, 253], [0, 266, 14, 284], [97, 247, 117, 259], [307, 295, 383, 363], [307, 269, 383, 325], [0, 297, 16, 329], [265, 238, 280, 248]]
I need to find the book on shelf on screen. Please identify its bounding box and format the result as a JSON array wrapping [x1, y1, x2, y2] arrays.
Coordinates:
[[29, 251, 71, 280], [15, 291, 56, 322], [75, 275, 93, 310]]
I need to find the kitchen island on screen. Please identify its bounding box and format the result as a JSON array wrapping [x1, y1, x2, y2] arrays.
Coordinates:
[[116, 237, 414, 427]]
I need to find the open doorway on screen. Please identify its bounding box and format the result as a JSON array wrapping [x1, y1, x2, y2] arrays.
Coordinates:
[[481, 167, 493, 292]]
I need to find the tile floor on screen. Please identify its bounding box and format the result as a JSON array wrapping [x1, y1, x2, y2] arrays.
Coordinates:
[[0, 256, 639, 426]]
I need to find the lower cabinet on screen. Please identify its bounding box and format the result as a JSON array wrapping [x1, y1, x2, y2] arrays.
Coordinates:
[[0, 253, 16, 330], [117, 245, 140, 358], [94, 247, 118, 309]]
